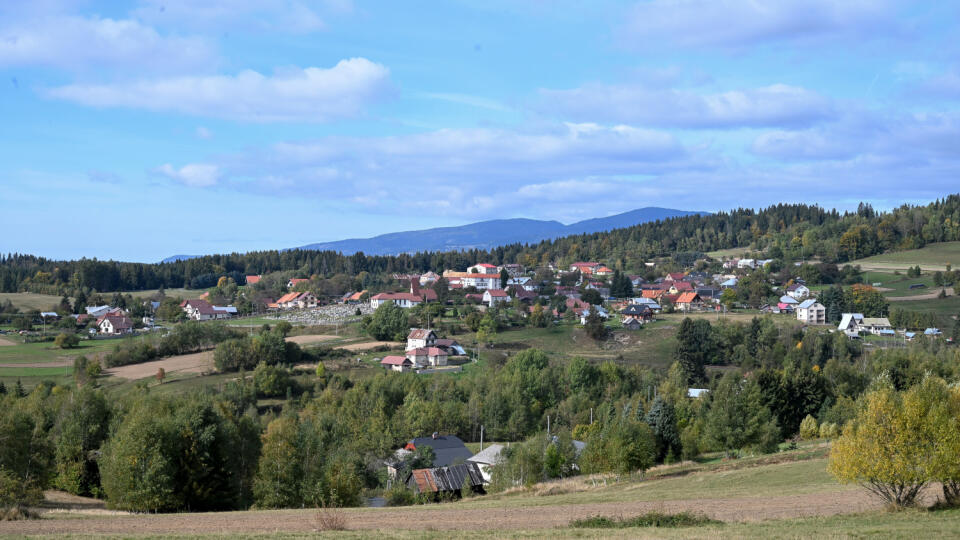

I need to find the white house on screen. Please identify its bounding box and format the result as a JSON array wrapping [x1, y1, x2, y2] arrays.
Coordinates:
[[838, 313, 865, 336], [785, 283, 811, 299], [796, 299, 826, 324], [467, 263, 499, 275], [737, 259, 756, 269], [85, 305, 112, 318], [482, 289, 511, 307], [405, 347, 448, 368], [861, 317, 893, 335], [98, 314, 133, 335], [407, 328, 438, 350]]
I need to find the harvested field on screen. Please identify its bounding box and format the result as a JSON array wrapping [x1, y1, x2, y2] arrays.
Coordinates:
[[105, 351, 213, 380], [339, 340, 402, 351], [285, 334, 339, 345], [0, 488, 907, 536]]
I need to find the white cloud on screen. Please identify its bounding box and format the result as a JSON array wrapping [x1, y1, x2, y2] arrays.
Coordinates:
[[620, 0, 899, 50], [538, 83, 834, 128], [45, 58, 392, 122], [156, 163, 220, 187], [0, 14, 214, 71]]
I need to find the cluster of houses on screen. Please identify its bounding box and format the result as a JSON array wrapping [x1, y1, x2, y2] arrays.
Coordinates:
[[379, 328, 468, 372]]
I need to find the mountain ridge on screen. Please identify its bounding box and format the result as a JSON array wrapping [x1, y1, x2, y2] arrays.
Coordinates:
[[161, 207, 706, 262]]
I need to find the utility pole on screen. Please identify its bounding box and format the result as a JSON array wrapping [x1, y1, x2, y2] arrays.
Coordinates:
[[480, 425, 484, 451]]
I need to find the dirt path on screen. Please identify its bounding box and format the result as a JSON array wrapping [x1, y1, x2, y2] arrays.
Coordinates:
[[887, 287, 954, 301], [0, 336, 16, 346], [0, 489, 900, 535]]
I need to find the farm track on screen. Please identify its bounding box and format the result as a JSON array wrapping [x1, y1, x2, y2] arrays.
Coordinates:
[[0, 488, 909, 535], [886, 287, 955, 301]]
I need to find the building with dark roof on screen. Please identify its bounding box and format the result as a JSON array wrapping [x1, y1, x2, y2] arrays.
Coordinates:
[[404, 434, 473, 467]]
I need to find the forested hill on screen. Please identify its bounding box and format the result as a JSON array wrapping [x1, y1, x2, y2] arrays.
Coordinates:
[[3, 195, 960, 294]]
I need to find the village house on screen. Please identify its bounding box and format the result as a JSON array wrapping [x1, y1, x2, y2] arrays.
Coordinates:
[[500, 263, 524, 277], [370, 282, 438, 309], [785, 283, 811, 300], [796, 299, 826, 324], [180, 299, 235, 320], [579, 305, 609, 325], [406, 346, 448, 368], [275, 291, 318, 310], [482, 289, 511, 307], [405, 434, 474, 467], [245, 275, 262, 285], [506, 276, 536, 291], [98, 313, 133, 335], [442, 270, 500, 290], [407, 328, 438, 350], [631, 297, 662, 312], [380, 355, 414, 372], [407, 463, 486, 497], [778, 295, 799, 312], [621, 304, 653, 328], [467, 444, 504, 483], [629, 275, 646, 287], [861, 317, 893, 335], [287, 278, 310, 289], [675, 292, 704, 312], [418, 271, 440, 285], [838, 313, 865, 336], [668, 281, 694, 294], [85, 305, 113, 318], [467, 263, 499, 274], [569, 262, 600, 274], [663, 272, 686, 282]]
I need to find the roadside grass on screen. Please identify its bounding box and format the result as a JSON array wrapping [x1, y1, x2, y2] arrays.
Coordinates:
[[0, 291, 64, 312], [852, 241, 960, 271]]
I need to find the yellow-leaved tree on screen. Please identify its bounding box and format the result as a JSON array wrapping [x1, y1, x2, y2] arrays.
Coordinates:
[[829, 376, 959, 508]]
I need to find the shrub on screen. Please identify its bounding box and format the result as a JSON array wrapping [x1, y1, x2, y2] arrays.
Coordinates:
[[819, 422, 839, 439], [571, 512, 722, 528], [799, 414, 819, 439], [54, 332, 80, 349]]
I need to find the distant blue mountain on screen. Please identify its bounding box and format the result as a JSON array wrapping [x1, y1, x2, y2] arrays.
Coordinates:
[[161, 254, 202, 264], [295, 207, 708, 256]]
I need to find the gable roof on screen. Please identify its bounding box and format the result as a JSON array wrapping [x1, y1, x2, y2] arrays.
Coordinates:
[[484, 289, 509, 297], [468, 444, 504, 466], [407, 435, 473, 467], [246, 275, 261, 285], [621, 304, 651, 316], [380, 355, 411, 366], [408, 462, 485, 493], [797, 299, 820, 309], [276, 292, 301, 304], [676, 292, 701, 304], [407, 328, 437, 340]]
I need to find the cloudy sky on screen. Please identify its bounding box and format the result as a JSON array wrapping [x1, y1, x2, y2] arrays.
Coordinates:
[[2, 1, 959, 261]]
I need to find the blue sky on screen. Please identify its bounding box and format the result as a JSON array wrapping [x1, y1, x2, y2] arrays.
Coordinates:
[[2, 1, 960, 262]]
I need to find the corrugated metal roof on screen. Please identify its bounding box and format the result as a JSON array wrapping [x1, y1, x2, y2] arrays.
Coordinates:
[[409, 463, 486, 493]]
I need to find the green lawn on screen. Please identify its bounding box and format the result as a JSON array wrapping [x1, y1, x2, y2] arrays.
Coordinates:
[[0, 337, 124, 364], [885, 295, 960, 328], [852, 241, 960, 271]]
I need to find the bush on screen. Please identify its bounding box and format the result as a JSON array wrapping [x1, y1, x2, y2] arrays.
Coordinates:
[[819, 422, 839, 439], [253, 362, 292, 398], [384, 484, 417, 506], [54, 332, 80, 349], [799, 414, 819, 439], [571, 512, 722, 528]]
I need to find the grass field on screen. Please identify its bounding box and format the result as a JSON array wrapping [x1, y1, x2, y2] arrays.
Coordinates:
[[852, 241, 960, 271], [0, 291, 64, 311], [706, 247, 755, 259], [862, 270, 942, 297], [7, 443, 959, 537]]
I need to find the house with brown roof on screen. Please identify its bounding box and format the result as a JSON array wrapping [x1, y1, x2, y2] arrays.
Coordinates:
[[668, 281, 694, 294], [675, 292, 704, 312], [245, 275, 262, 285], [380, 355, 414, 372], [287, 278, 310, 289], [370, 281, 438, 309], [98, 314, 133, 335], [406, 347, 448, 368], [407, 328, 438, 350], [569, 262, 600, 274], [664, 272, 687, 282], [482, 289, 510, 307]]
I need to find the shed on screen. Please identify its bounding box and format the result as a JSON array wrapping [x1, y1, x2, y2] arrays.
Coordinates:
[[407, 462, 486, 495]]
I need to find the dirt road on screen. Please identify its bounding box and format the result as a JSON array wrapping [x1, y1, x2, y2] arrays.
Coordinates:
[[886, 287, 954, 301], [339, 340, 401, 351], [285, 334, 339, 345], [0, 336, 16, 346], [0, 489, 894, 536]]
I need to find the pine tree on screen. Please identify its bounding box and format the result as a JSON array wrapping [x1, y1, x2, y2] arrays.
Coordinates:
[[646, 395, 681, 462], [0, 380, 6, 395], [14, 378, 25, 398]]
